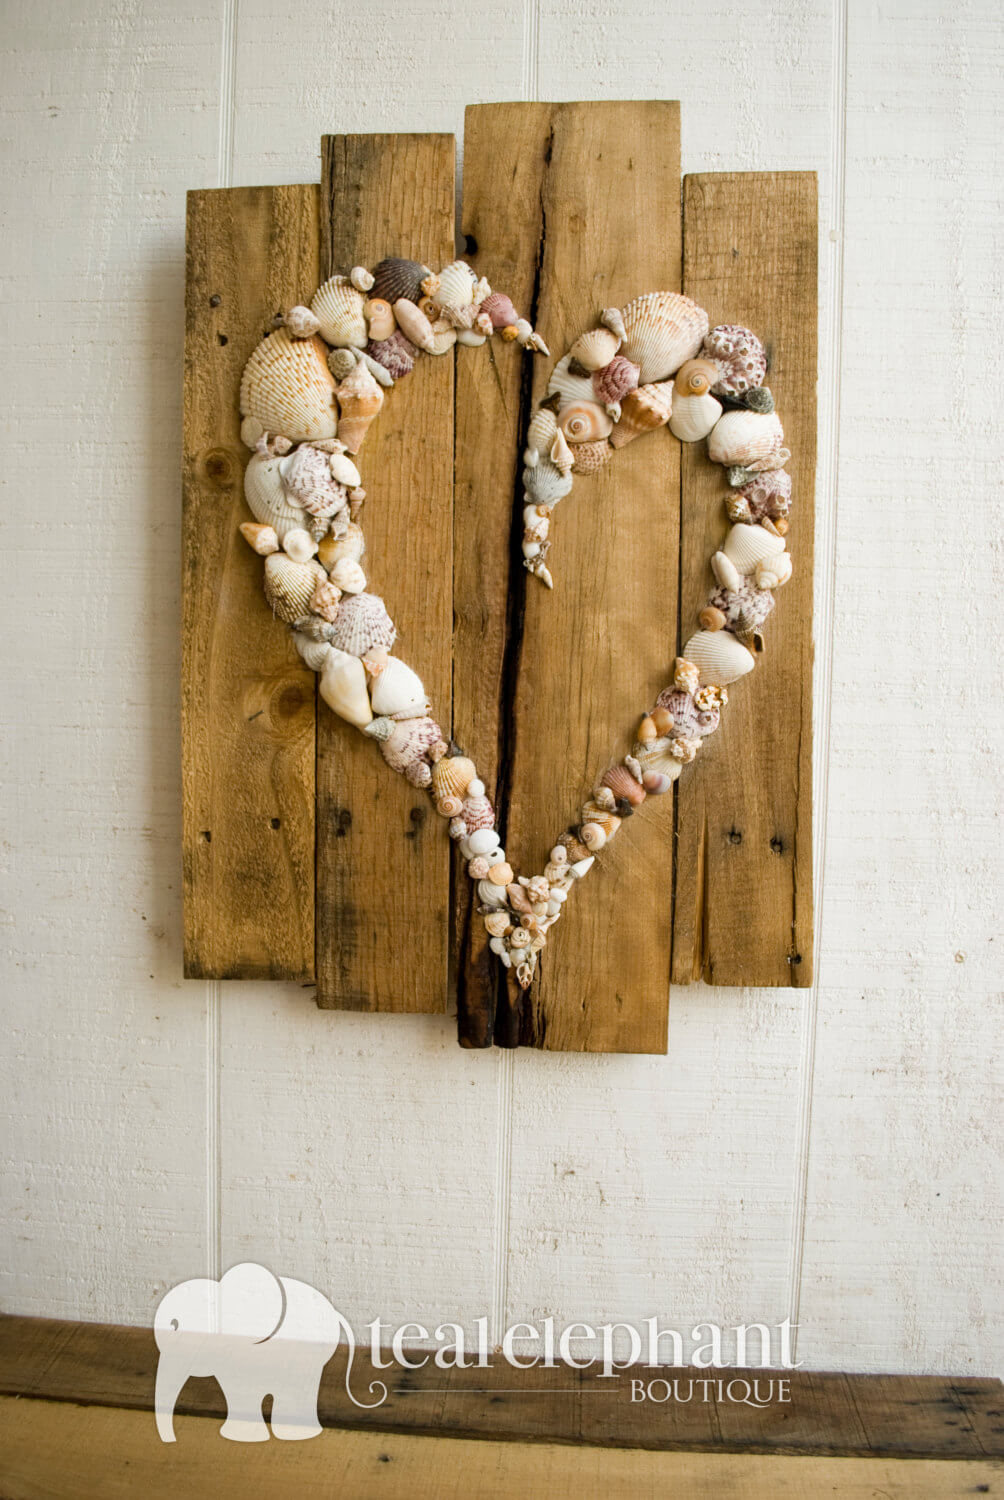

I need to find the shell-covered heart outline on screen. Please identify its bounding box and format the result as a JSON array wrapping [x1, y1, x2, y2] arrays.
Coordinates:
[[237, 257, 795, 1014]]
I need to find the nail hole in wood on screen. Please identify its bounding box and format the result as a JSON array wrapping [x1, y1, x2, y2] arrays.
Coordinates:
[[217, 333, 228, 346], [270, 818, 281, 830], [788, 952, 802, 966], [463, 233, 478, 255], [209, 294, 221, 307], [770, 836, 784, 854], [200, 830, 211, 843], [727, 827, 742, 845]]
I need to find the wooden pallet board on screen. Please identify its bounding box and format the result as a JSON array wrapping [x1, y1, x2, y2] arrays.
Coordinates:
[[182, 185, 319, 981], [314, 135, 456, 1013], [673, 173, 817, 987]]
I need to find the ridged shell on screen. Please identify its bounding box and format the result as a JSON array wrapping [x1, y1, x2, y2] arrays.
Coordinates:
[[244, 451, 305, 541], [480, 291, 518, 328], [292, 632, 333, 672], [609, 380, 674, 447], [370, 257, 432, 305], [431, 755, 477, 803], [615, 292, 709, 382], [669, 391, 722, 443], [633, 738, 684, 791], [319, 649, 372, 728], [318, 521, 365, 571], [525, 406, 559, 460], [522, 461, 573, 507], [427, 317, 458, 356], [702, 324, 768, 398], [709, 576, 776, 633], [725, 470, 792, 525], [593, 356, 639, 407], [365, 331, 416, 381], [682, 629, 756, 687], [278, 446, 346, 517], [722, 522, 785, 574], [263, 554, 326, 624], [600, 762, 647, 807], [546, 353, 595, 410], [378, 716, 446, 780], [335, 360, 385, 453], [436, 259, 478, 310], [568, 327, 622, 371], [309, 276, 368, 348], [460, 792, 495, 833], [370, 658, 428, 719], [327, 592, 396, 657], [571, 438, 613, 475], [707, 410, 788, 471], [654, 688, 721, 739], [240, 331, 338, 443], [327, 347, 358, 382], [559, 400, 613, 444]]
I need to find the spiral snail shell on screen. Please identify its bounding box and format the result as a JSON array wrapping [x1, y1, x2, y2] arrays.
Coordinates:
[[559, 400, 614, 444]]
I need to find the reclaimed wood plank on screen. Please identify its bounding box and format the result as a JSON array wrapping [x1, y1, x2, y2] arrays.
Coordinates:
[[315, 135, 455, 1013], [183, 185, 318, 980], [673, 172, 816, 987]]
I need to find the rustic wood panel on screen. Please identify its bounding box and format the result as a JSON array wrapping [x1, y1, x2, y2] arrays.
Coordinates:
[[673, 172, 816, 987], [459, 101, 682, 1052], [314, 135, 455, 1012], [183, 185, 319, 980]]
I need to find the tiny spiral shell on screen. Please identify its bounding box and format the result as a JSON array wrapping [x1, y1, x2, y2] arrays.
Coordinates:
[[559, 400, 614, 444]]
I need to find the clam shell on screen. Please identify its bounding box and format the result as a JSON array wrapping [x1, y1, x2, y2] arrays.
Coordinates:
[[682, 629, 756, 687], [559, 400, 614, 444], [633, 737, 684, 793], [319, 648, 372, 728], [244, 452, 307, 541], [431, 756, 477, 803], [722, 522, 785, 575], [240, 330, 338, 443], [525, 406, 559, 461], [669, 391, 722, 443], [571, 439, 613, 476], [707, 410, 788, 471], [546, 353, 595, 410], [568, 327, 622, 371], [327, 592, 396, 657], [435, 259, 478, 310], [369, 658, 428, 719], [615, 292, 709, 383], [702, 324, 767, 398], [370, 257, 432, 305], [480, 291, 518, 328], [263, 553, 326, 624], [393, 297, 437, 352], [523, 461, 573, 507], [335, 359, 385, 453], [310, 276, 368, 348], [318, 521, 365, 571], [609, 380, 674, 447]]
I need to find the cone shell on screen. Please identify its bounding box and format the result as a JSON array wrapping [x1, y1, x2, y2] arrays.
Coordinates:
[[320, 648, 372, 728], [609, 380, 674, 447], [707, 409, 788, 471], [327, 592, 396, 657], [593, 355, 640, 407], [702, 324, 767, 398], [310, 276, 368, 348], [244, 452, 307, 541], [559, 400, 614, 444], [682, 629, 756, 687], [431, 755, 477, 804], [369, 658, 428, 719], [547, 353, 595, 410], [370, 258, 432, 305], [239, 521, 279, 555], [335, 360, 385, 453], [435, 259, 478, 310], [615, 292, 709, 383], [240, 330, 338, 443], [393, 297, 437, 352], [568, 327, 622, 371], [571, 438, 613, 476], [525, 406, 559, 460], [318, 521, 365, 571], [365, 331, 417, 381], [722, 522, 785, 575], [263, 554, 326, 624]]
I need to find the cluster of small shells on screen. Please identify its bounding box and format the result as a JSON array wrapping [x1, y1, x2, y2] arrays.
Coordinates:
[[238, 264, 793, 995]]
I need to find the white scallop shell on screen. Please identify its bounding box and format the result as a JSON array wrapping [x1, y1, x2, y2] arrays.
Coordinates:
[[669, 392, 722, 443], [310, 276, 368, 348], [263, 553, 326, 624], [707, 410, 788, 471], [722, 522, 785, 575], [615, 292, 709, 383], [682, 629, 756, 687], [567, 327, 621, 371], [244, 451, 306, 541], [239, 330, 338, 443], [436, 259, 478, 310], [369, 658, 428, 719], [319, 648, 373, 728], [634, 737, 686, 783], [525, 406, 559, 462], [546, 353, 595, 410]]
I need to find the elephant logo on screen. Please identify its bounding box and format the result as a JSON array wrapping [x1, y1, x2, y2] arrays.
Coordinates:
[[154, 1261, 385, 1442]]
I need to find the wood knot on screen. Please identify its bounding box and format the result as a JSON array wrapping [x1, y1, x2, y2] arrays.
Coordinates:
[[276, 682, 305, 719], [203, 447, 236, 488]]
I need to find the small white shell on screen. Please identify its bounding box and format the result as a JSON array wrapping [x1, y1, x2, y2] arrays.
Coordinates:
[[467, 828, 502, 857], [240, 414, 265, 449], [369, 658, 428, 719], [319, 648, 373, 728], [329, 558, 366, 594], [244, 452, 306, 541], [567, 327, 621, 371], [722, 522, 785, 575], [682, 629, 756, 687], [329, 453, 362, 489], [310, 275, 368, 348], [669, 393, 723, 443], [350, 266, 375, 293], [318, 522, 365, 571], [292, 633, 333, 672], [436, 259, 478, 310], [707, 410, 789, 471], [546, 353, 595, 410], [282, 527, 319, 564], [756, 552, 793, 590]]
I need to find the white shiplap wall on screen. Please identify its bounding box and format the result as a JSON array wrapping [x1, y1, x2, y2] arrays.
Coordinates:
[[1, 0, 999, 1374]]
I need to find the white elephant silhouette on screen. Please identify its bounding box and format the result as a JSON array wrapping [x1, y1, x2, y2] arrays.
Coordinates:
[[154, 1262, 348, 1442]]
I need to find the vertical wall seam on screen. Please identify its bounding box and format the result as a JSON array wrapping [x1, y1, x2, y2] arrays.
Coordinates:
[[206, 0, 239, 1285], [786, 0, 848, 1359]]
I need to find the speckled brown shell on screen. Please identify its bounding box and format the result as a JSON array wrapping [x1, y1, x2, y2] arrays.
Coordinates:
[[369, 257, 431, 305], [365, 331, 417, 381]]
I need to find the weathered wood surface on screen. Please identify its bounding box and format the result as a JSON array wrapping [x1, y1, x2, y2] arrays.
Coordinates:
[[183, 186, 319, 980], [315, 134, 455, 1012], [2, 1315, 1001, 1460], [457, 100, 682, 1053], [673, 173, 816, 986]]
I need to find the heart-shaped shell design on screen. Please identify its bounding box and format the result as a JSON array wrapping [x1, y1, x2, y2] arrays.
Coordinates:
[[559, 400, 613, 444], [263, 553, 327, 624], [310, 276, 368, 348], [702, 324, 768, 398], [240, 330, 338, 443], [707, 410, 788, 471], [681, 628, 756, 687], [327, 592, 396, 657], [614, 292, 709, 383]]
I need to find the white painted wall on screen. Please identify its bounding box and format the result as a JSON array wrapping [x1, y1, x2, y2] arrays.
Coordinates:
[[1, 0, 999, 1374]]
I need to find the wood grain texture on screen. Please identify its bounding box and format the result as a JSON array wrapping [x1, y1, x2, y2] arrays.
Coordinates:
[[672, 173, 816, 987], [459, 100, 682, 1053], [183, 185, 318, 980], [314, 134, 455, 1013]]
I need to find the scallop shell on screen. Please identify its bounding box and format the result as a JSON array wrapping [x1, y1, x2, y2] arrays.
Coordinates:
[[709, 576, 776, 633], [571, 439, 613, 476], [480, 291, 518, 328], [609, 380, 674, 448], [614, 292, 709, 383], [310, 276, 368, 348], [278, 446, 346, 517], [375, 716, 446, 779], [365, 331, 417, 381], [427, 317, 458, 356], [523, 460, 573, 507], [702, 324, 768, 398], [725, 470, 792, 525], [722, 522, 785, 575], [244, 452, 307, 541], [707, 410, 789, 471], [319, 648, 372, 728], [392, 298, 437, 352], [240, 330, 338, 443], [600, 762, 647, 807], [681, 629, 756, 687], [546, 353, 595, 410], [654, 688, 721, 739], [525, 406, 559, 461], [370, 257, 432, 306], [568, 327, 622, 372], [263, 553, 326, 624], [559, 400, 614, 444], [435, 259, 478, 310], [633, 737, 684, 793], [369, 658, 428, 719], [335, 360, 385, 453], [593, 355, 640, 407], [327, 592, 396, 657], [431, 755, 477, 804], [318, 521, 365, 571], [364, 298, 396, 342]]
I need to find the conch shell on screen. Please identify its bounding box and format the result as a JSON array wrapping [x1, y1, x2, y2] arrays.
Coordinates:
[[240, 330, 338, 444], [336, 359, 384, 453], [609, 381, 673, 448]]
